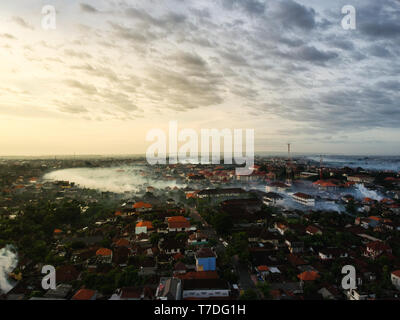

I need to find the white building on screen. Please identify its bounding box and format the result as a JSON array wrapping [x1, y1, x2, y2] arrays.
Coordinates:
[[391, 270, 400, 290], [292, 192, 315, 206]]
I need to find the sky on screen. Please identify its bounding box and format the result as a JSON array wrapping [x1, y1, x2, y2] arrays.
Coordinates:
[[0, 0, 399, 156]]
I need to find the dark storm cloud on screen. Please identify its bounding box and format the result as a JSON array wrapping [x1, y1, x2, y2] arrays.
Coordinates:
[[376, 80, 400, 91], [368, 45, 393, 58], [360, 22, 400, 39], [277, 45, 339, 65], [273, 0, 316, 30]]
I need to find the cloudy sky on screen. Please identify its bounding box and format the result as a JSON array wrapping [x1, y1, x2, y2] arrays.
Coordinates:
[[0, 0, 399, 156]]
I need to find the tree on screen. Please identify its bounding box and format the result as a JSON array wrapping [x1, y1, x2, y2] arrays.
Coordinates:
[[257, 282, 272, 299], [346, 199, 357, 215], [211, 212, 233, 235], [150, 233, 160, 246], [239, 289, 258, 300]]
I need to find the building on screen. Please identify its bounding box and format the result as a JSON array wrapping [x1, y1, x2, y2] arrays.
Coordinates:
[[133, 202, 152, 213], [347, 175, 374, 184], [135, 221, 154, 234], [306, 225, 322, 236], [263, 192, 284, 206], [318, 248, 348, 260], [182, 279, 230, 299], [292, 192, 315, 206], [195, 248, 216, 272], [197, 188, 246, 199], [71, 289, 97, 300], [167, 216, 194, 232], [156, 277, 182, 300], [96, 248, 113, 264], [346, 289, 376, 300], [109, 287, 144, 300], [391, 270, 400, 290], [312, 180, 339, 191], [364, 241, 392, 260], [266, 182, 290, 193], [188, 232, 208, 246]]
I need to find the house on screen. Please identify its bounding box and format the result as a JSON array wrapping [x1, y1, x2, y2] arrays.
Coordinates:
[[109, 287, 143, 300], [197, 188, 246, 199], [319, 248, 348, 260], [347, 175, 374, 184], [95, 248, 113, 264], [391, 270, 400, 290], [275, 222, 289, 235], [346, 288, 376, 300], [306, 225, 322, 236], [159, 238, 184, 255], [195, 248, 216, 272], [167, 216, 194, 232], [298, 271, 320, 282], [292, 192, 315, 206], [43, 284, 72, 299], [364, 241, 392, 260], [71, 289, 97, 300], [287, 254, 307, 267], [156, 277, 182, 300], [263, 192, 284, 206], [139, 257, 157, 276], [182, 279, 230, 299], [174, 262, 187, 275], [266, 182, 290, 193], [312, 180, 339, 191], [188, 232, 208, 245], [135, 221, 154, 234], [133, 202, 152, 213], [285, 237, 304, 254]]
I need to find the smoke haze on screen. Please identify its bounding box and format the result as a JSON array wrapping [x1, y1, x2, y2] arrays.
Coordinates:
[[0, 245, 18, 294]]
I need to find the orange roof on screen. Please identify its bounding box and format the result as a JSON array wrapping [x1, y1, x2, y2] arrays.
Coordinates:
[[114, 239, 130, 247], [257, 265, 269, 272], [72, 289, 96, 300], [186, 192, 197, 199], [115, 211, 122, 216], [369, 216, 383, 222], [168, 216, 188, 222], [298, 271, 320, 281], [96, 248, 112, 256], [54, 229, 63, 234], [168, 216, 190, 229], [136, 221, 153, 229], [313, 180, 338, 187], [133, 202, 152, 209]]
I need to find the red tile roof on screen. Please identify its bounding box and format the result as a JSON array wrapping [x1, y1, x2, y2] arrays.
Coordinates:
[[392, 270, 400, 278], [96, 248, 112, 256], [136, 221, 154, 229], [298, 271, 320, 281], [133, 202, 152, 209], [72, 289, 96, 300]]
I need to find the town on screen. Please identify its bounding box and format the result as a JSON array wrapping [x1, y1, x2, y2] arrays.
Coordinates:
[[1, 154, 400, 300]]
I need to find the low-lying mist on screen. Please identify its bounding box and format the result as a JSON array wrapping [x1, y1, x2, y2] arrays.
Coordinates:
[[43, 166, 185, 193]]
